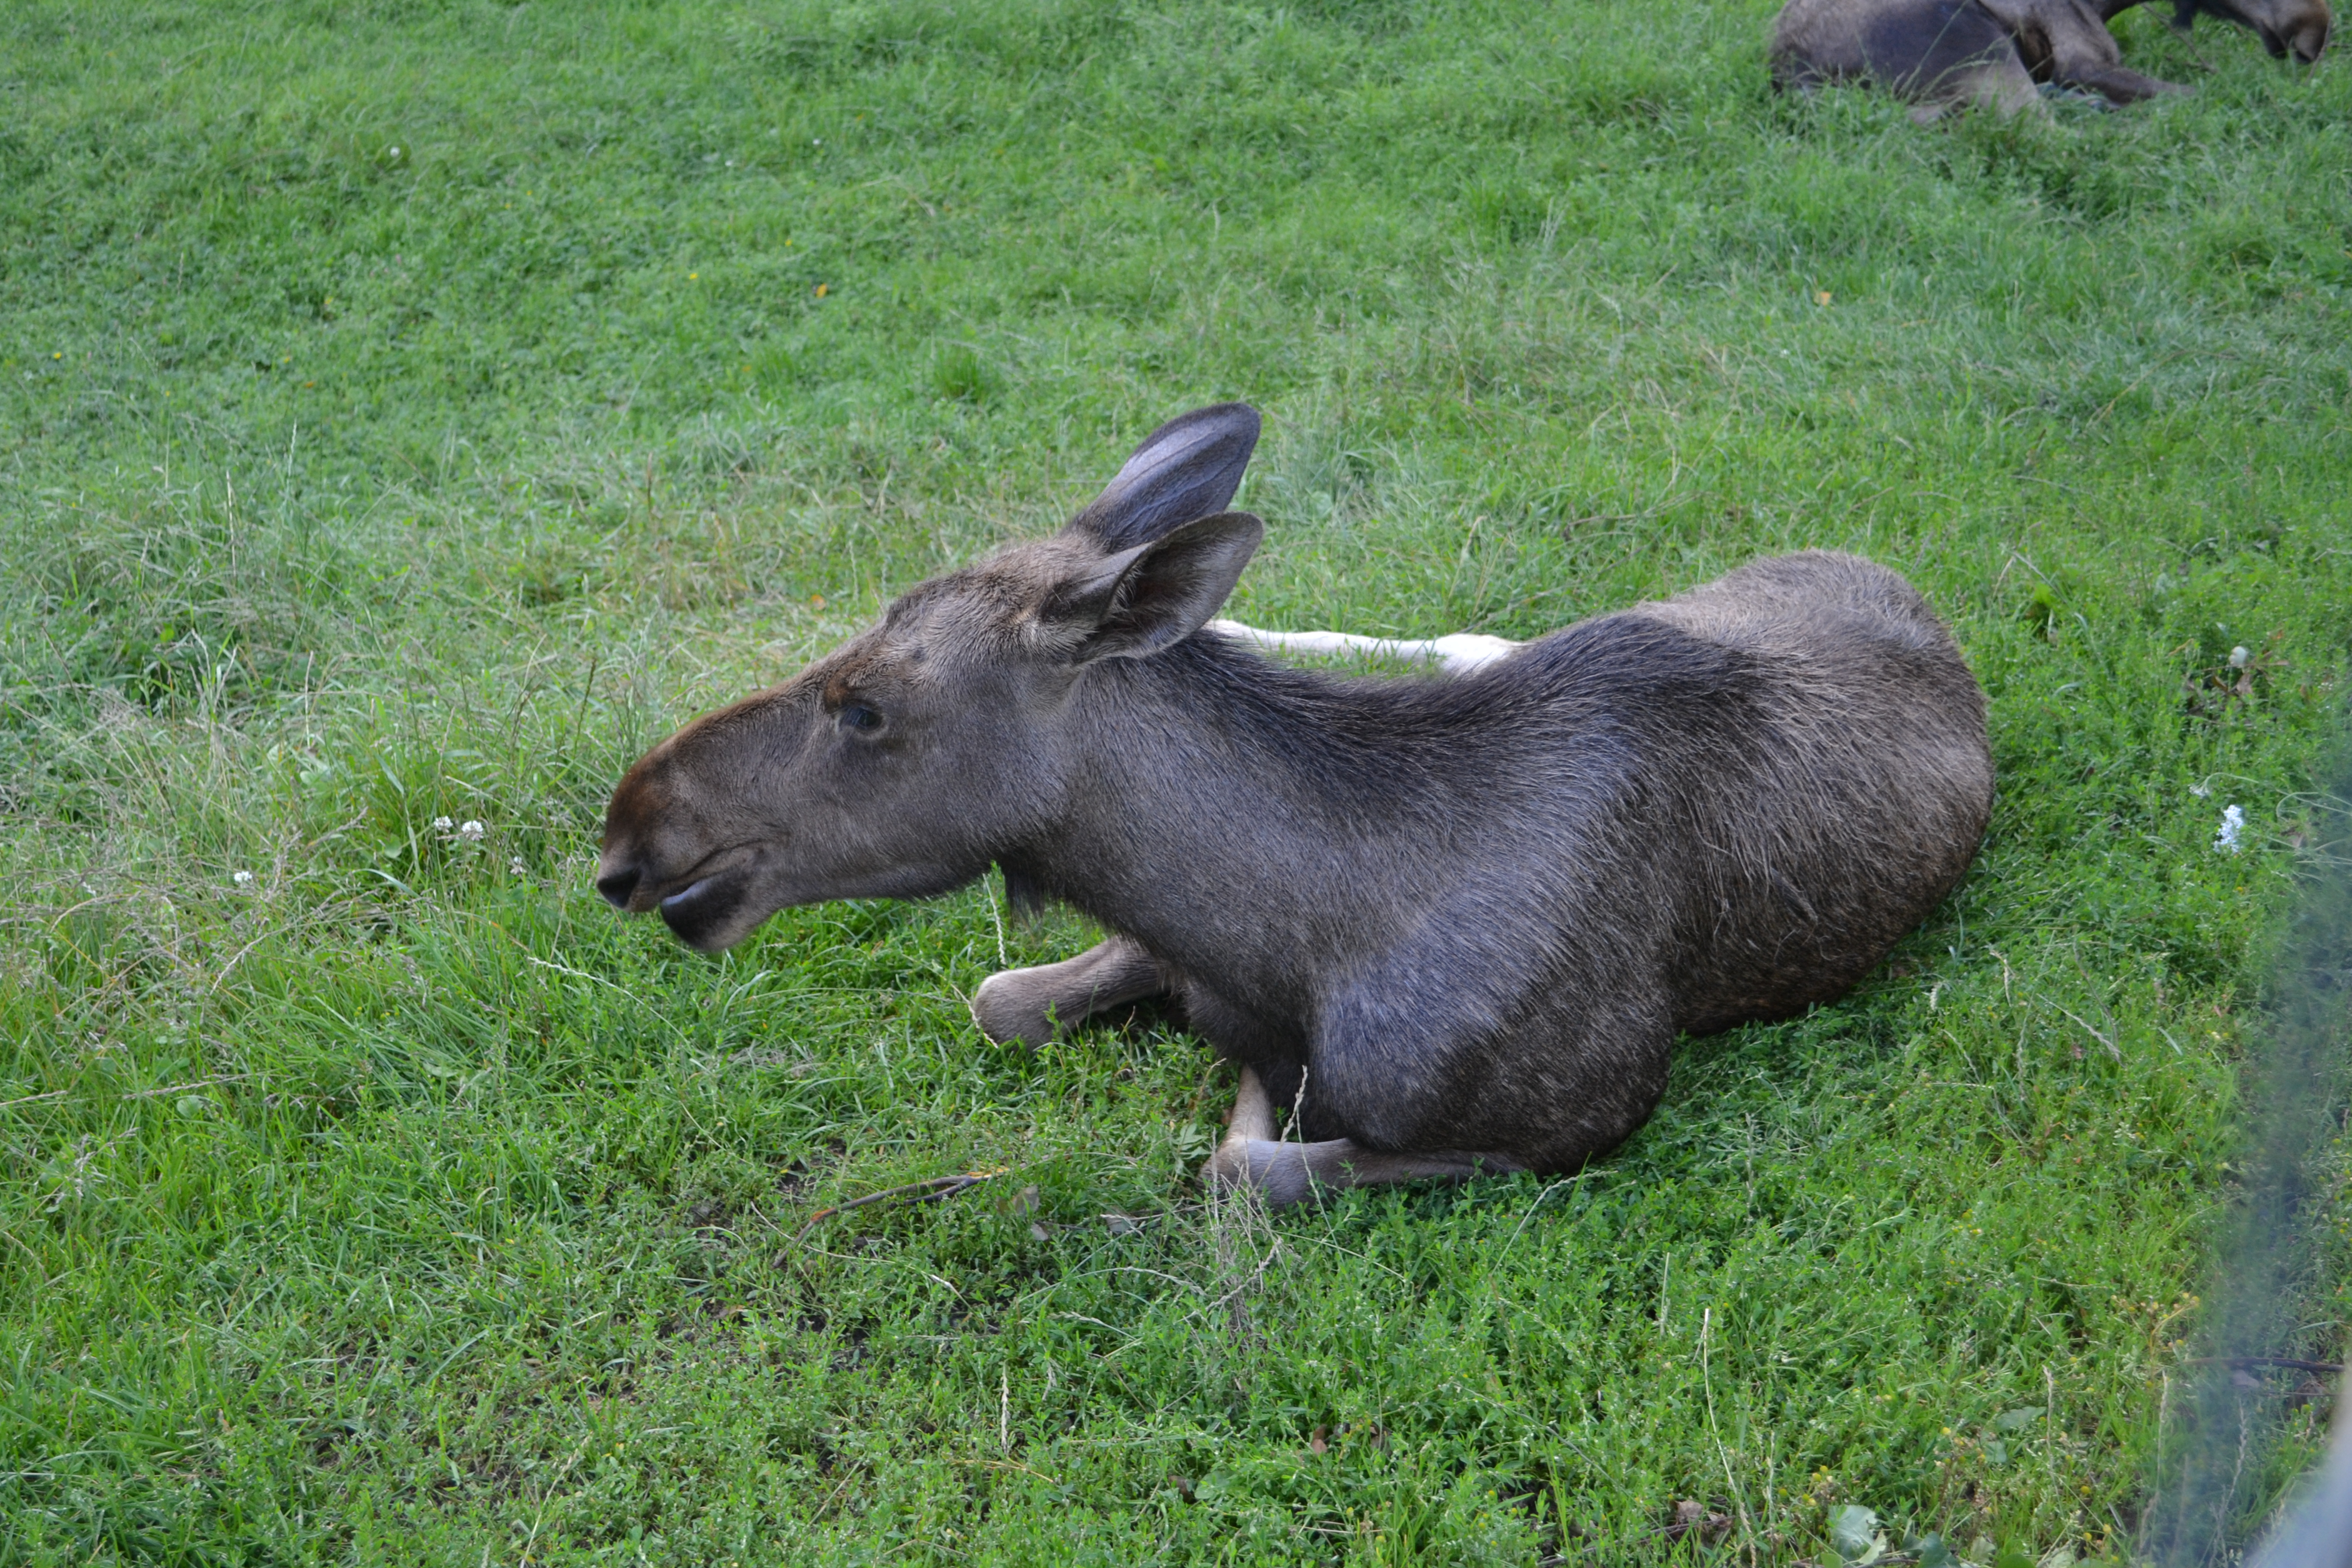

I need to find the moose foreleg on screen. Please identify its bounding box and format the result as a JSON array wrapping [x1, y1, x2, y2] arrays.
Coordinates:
[[969, 936, 1171, 1047], [2055, 61, 2187, 102], [1203, 1067, 1526, 1209]]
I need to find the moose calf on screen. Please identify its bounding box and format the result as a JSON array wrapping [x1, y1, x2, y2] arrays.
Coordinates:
[[1771, 0, 2329, 122], [598, 405, 1994, 1207]]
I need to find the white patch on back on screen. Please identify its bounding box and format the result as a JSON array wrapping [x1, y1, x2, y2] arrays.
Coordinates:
[[1208, 619, 1520, 675]]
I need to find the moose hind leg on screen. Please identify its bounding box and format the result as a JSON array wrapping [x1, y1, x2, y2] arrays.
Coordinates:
[[1203, 1068, 1525, 1209], [970, 936, 1170, 1047]]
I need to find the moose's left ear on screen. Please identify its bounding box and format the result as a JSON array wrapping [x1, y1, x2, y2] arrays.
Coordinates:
[[1041, 512, 1264, 663], [1065, 403, 1261, 550]]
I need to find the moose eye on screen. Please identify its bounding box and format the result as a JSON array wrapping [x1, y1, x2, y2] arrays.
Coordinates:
[[838, 702, 884, 734]]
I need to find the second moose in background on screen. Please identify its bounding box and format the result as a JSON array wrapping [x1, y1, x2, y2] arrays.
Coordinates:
[[1772, 0, 2329, 122]]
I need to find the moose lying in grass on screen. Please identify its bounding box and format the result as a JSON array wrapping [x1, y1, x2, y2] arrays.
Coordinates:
[[597, 405, 1994, 1207], [1771, 0, 2330, 122]]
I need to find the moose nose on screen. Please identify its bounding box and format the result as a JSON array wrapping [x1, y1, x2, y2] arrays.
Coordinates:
[[596, 865, 641, 909]]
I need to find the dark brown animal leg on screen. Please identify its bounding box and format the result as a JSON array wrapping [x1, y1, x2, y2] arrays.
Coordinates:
[[1203, 1068, 1526, 1209], [969, 936, 1170, 1046], [2059, 61, 2189, 100]]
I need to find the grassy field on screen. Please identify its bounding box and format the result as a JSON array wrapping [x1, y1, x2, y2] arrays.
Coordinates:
[[4, 0, 2350, 1562]]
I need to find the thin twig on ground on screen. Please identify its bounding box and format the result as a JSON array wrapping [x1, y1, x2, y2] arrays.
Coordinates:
[[791, 1169, 1003, 1244]]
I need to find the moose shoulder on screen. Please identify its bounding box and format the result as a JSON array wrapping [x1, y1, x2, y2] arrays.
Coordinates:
[[598, 404, 1994, 1207], [1770, 0, 2330, 123]]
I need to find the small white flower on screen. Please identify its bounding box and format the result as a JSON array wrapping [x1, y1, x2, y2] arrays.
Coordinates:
[[2228, 646, 2250, 670], [2216, 804, 2245, 854], [432, 815, 454, 831], [458, 820, 485, 842], [231, 870, 254, 886], [509, 857, 527, 875]]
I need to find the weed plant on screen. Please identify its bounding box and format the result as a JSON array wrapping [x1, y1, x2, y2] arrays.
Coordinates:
[[3, 0, 2349, 1562]]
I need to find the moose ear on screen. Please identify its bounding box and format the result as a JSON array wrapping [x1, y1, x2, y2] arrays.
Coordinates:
[[1065, 403, 1261, 549], [1041, 512, 1264, 664]]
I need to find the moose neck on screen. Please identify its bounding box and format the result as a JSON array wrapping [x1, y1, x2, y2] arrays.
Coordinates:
[[1006, 634, 1433, 984]]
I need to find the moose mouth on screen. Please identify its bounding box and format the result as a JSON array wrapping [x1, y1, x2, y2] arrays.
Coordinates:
[[594, 843, 765, 950], [655, 866, 757, 948], [659, 875, 721, 917]]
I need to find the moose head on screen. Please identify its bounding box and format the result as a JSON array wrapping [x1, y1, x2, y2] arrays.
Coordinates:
[[596, 404, 1265, 951], [2170, 0, 2331, 62]]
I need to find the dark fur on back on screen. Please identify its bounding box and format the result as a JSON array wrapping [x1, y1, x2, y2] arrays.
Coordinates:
[[598, 407, 1995, 1199]]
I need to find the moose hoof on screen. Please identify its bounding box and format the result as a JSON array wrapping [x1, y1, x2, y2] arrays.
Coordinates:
[[969, 968, 1058, 1047], [1202, 1135, 1320, 1208], [1203, 1134, 1254, 1190]]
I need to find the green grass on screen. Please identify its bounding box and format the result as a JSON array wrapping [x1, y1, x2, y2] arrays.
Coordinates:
[[4, 0, 2350, 1562]]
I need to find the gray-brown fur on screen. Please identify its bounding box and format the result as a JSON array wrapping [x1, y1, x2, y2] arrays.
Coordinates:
[[598, 404, 1995, 1207], [1770, 0, 2329, 122]]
